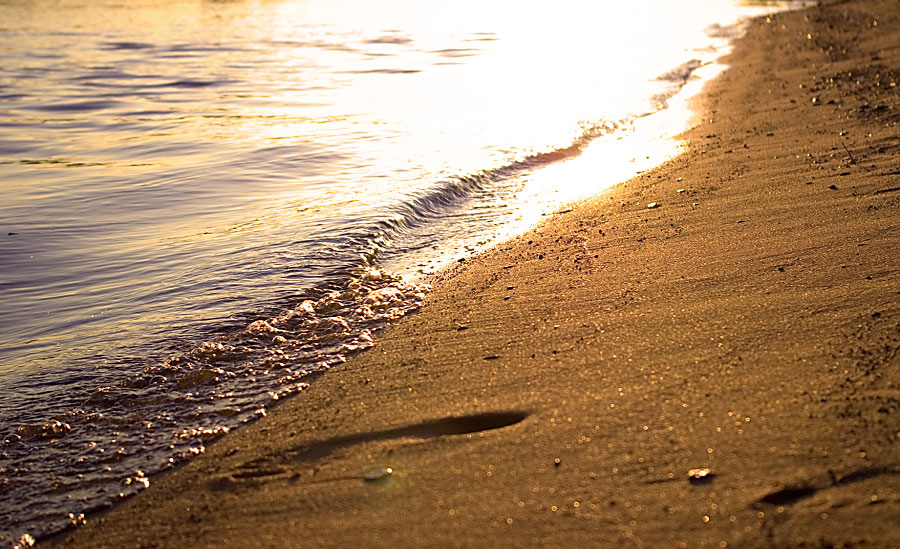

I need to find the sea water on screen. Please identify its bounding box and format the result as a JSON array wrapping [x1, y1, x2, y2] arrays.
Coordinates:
[[0, 0, 805, 543]]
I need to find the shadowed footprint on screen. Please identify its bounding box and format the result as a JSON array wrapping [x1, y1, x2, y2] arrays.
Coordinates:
[[293, 411, 528, 461], [754, 467, 900, 507], [210, 411, 529, 489], [757, 486, 818, 506]]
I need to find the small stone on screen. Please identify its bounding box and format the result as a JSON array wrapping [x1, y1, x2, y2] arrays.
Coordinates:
[[647, 202, 660, 209], [688, 468, 715, 484], [364, 467, 393, 482], [676, 189, 686, 193]]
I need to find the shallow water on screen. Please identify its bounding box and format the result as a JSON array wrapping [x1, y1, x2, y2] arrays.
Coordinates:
[[0, 0, 806, 543]]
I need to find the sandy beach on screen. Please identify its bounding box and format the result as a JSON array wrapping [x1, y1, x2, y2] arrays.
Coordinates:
[[53, 0, 900, 546]]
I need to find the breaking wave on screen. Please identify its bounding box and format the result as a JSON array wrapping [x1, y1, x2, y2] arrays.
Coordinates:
[[1, 265, 428, 543]]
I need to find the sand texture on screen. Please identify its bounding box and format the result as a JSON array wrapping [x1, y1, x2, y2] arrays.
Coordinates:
[[55, 0, 900, 547]]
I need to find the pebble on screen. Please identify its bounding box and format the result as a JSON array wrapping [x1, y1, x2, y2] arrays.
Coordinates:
[[688, 468, 715, 484], [647, 202, 660, 209], [363, 467, 393, 482]]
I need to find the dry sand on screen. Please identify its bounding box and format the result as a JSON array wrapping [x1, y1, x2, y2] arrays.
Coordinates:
[[55, 0, 900, 546]]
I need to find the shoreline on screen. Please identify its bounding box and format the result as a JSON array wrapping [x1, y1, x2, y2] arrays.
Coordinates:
[[55, 0, 900, 546]]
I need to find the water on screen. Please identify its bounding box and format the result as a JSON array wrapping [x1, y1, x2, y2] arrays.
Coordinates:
[[0, 0, 805, 543]]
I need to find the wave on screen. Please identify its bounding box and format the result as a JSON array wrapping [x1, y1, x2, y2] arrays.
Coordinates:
[[357, 119, 621, 262], [1, 263, 428, 543], [652, 58, 707, 109]]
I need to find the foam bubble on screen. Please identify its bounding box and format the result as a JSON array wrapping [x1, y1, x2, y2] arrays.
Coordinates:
[[1, 265, 429, 542]]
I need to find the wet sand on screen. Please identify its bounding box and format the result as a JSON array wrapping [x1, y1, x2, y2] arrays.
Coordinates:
[[55, 0, 900, 547]]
